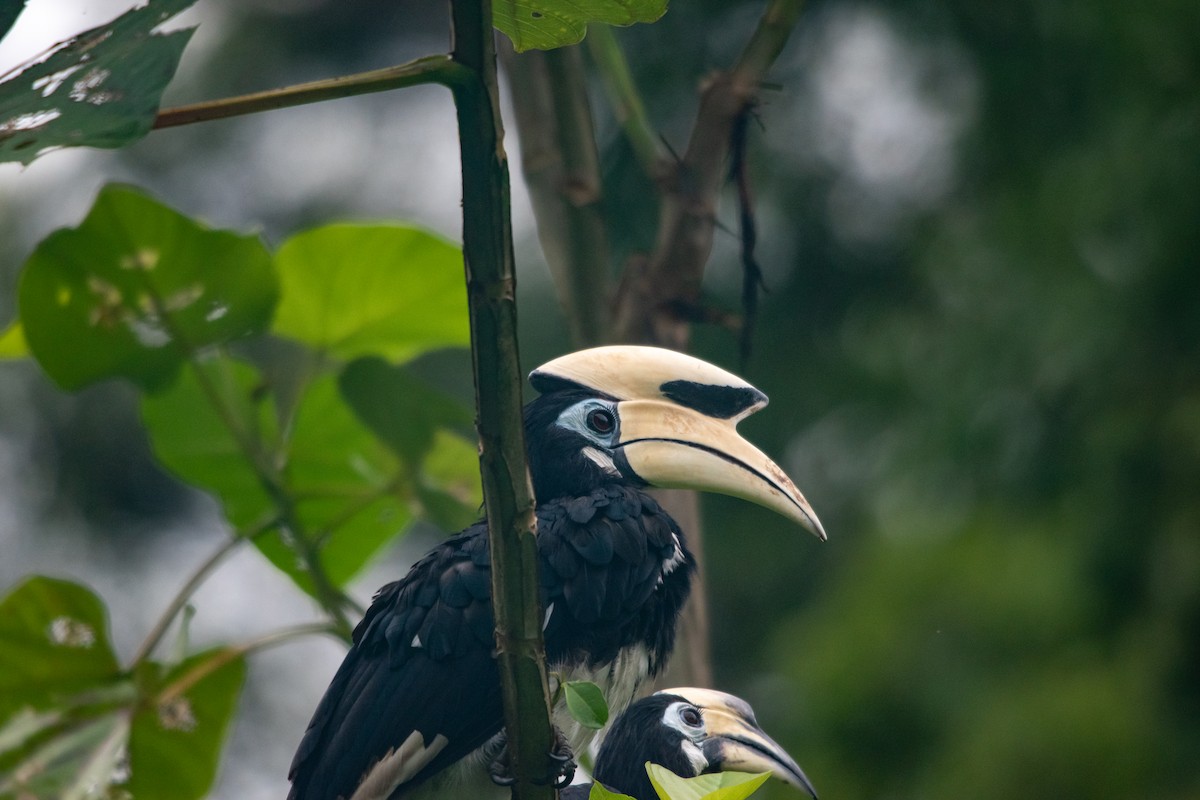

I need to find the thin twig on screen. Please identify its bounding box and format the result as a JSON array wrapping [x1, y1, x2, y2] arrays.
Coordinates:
[[586, 24, 667, 179], [153, 56, 470, 129], [731, 105, 765, 369], [130, 524, 264, 665], [157, 622, 340, 702]]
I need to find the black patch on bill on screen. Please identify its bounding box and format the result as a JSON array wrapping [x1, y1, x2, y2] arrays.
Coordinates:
[[659, 380, 767, 419], [529, 372, 619, 400]]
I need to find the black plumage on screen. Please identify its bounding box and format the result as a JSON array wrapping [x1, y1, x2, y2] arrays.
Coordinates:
[[288, 392, 694, 800]]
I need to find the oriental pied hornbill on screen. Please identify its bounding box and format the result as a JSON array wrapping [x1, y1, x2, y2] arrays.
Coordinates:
[[561, 687, 816, 800], [287, 346, 824, 800]]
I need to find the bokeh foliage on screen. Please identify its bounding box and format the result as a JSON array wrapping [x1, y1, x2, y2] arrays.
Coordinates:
[[1, 0, 1197, 798]]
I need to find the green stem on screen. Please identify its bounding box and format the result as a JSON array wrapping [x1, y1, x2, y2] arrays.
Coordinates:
[[586, 24, 666, 180], [130, 528, 258, 666], [450, 1, 556, 798], [734, 0, 803, 80], [153, 55, 470, 129]]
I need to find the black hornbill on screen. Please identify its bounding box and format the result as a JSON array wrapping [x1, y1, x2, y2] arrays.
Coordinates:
[[288, 346, 825, 800], [561, 687, 817, 800]]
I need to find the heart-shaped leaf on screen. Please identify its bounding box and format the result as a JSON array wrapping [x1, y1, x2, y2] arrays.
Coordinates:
[[272, 224, 468, 363]]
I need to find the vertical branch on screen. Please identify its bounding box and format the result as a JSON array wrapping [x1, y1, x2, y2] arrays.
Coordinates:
[[505, 43, 611, 346], [613, 0, 803, 347], [449, 1, 557, 798], [608, 0, 805, 688]]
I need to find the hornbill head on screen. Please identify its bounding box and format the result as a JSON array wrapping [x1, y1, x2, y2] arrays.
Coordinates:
[[590, 687, 817, 799], [527, 345, 825, 539]]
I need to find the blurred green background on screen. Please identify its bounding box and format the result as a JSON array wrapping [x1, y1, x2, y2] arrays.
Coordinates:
[[1, 1, 1197, 798]]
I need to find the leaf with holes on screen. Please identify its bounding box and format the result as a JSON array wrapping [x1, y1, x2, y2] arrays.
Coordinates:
[[0, 0, 197, 164], [128, 648, 247, 800], [0, 577, 121, 720], [17, 184, 277, 392], [494, 0, 668, 52], [564, 680, 610, 730], [272, 224, 468, 363], [647, 765, 771, 800]]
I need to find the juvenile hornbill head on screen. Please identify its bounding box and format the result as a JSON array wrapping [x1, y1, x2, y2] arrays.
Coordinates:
[[526, 345, 825, 539], [590, 688, 817, 799]]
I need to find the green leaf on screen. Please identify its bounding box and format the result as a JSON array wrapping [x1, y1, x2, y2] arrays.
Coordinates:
[[589, 781, 637, 800], [564, 680, 609, 730], [127, 648, 246, 800], [272, 223, 469, 363], [0, 0, 197, 164], [494, 0, 668, 52], [339, 356, 474, 463], [143, 356, 412, 594], [18, 184, 277, 392], [414, 430, 483, 532], [647, 765, 771, 800], [0, 577, 121, 720], [0, 320, 28, 357], [276, 373, 412, 588]]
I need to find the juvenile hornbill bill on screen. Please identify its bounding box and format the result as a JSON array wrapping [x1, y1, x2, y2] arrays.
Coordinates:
[[287, 346, 825, 800], [561, 687, 817, 800]]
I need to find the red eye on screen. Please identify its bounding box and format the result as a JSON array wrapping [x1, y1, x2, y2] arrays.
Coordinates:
[[586, 408, 615, 434]]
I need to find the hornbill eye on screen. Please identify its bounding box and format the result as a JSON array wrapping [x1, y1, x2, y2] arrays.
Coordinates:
[[679, 705, 702, 729], [586, 408, 615, 435]]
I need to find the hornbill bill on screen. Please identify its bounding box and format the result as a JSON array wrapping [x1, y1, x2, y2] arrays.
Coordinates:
[[561, 687, 816, 800], [287, 346, 825, 800]]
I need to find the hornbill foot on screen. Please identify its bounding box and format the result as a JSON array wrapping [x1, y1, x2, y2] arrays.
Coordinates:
[[487, 728, 576, 789], [547, 727, 577, 788]]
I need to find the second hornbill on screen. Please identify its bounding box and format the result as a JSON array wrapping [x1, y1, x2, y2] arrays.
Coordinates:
[[288, 346, 825, 800], [561, 687, 817, 800]]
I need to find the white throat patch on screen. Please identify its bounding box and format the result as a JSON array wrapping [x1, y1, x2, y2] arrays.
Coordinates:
[[581, 446, 621, 476]]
